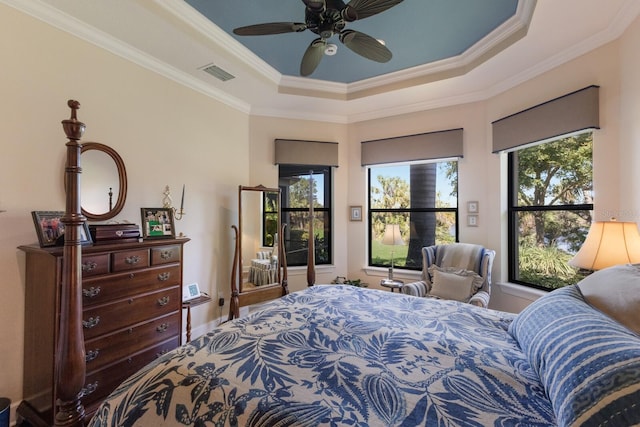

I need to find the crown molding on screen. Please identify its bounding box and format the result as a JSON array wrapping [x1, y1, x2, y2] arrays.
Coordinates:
[[1, 0, 251, 114]]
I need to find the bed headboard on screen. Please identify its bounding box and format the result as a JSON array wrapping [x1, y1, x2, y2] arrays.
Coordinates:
[[55, 100, 88, 426]]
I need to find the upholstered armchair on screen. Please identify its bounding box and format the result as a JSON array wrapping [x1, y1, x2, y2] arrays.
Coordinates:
[[401, 243, 496, 308]]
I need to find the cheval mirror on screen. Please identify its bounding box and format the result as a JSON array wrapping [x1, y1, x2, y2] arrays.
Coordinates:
[[229, 185, 288, 320]]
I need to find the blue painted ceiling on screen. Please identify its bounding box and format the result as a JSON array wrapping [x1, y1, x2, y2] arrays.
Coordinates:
[[185, 0, 519, 83]]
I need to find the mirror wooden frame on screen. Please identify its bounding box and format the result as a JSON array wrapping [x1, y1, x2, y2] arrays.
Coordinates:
[[229, 185, 288, 320], [80, 142, 127, 221]]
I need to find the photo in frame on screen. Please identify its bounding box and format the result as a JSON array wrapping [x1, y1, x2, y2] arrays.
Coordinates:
[[141, 207, 175, 239], [31, 211, 92, 247], [350, 206, 362, 221], [467, 201, 479, 213]]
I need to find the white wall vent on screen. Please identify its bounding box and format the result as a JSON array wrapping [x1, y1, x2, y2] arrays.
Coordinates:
[[201, 64, 235, 82]]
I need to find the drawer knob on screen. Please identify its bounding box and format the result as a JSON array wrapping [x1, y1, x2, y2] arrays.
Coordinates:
[[160, 250, 173, 260], [158, 272, 171, 282], [85, 349, 100, 362], [82, 286, 101, 298], [80, 382, 98, 398], [125, 255, 141, 265], [157, 296, 170, 306], [129, 273, 135, 279], [82, 261, 98, 272], [82, 316, 100, 329], [156, 349, 169, 358], [156, 323, 169, 332]]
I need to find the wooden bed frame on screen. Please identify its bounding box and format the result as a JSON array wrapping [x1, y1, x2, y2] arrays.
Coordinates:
[[54, 99, 88, 427]]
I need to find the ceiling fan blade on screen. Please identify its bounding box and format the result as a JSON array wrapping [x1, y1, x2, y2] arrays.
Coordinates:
[[302, 0, 325, 12], [300, 38, 326, 76], [342, 0, 403, 21], [339, 30, 392, 62], [233, 22, 306, 36]]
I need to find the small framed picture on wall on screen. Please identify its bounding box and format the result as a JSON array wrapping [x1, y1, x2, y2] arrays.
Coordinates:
[[467, 201, 479, 213]]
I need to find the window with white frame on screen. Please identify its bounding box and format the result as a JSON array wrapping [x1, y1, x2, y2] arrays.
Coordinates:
[[507, 131, 593, 290]]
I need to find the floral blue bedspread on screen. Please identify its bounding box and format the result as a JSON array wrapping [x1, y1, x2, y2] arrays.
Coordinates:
[[88, 285, 555, 426]]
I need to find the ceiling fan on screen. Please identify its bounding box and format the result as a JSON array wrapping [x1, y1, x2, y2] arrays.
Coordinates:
[[233, 0, 404, 77]]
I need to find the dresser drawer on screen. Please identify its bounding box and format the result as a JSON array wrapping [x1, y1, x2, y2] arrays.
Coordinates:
[[82, 264, 181, 307], [84, 312, 180, 372], [112, 249, 149, 272], [82, 287, 180, 339], [81, 337, 181, 408], [81, 254, 110, 277], [151, 245, 182, 265]]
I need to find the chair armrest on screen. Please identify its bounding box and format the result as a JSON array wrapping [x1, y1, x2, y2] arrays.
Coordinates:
[[401, 281, 429, 297], [468, 290, 490, 308]]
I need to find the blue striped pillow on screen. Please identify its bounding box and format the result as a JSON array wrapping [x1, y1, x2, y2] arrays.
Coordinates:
[[508, 286, 640, 427]]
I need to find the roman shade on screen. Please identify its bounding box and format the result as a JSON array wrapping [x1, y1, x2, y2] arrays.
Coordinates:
[[274, 139, 339, 167], [361, 129, 463, 166], [492, 85, 599, 153]]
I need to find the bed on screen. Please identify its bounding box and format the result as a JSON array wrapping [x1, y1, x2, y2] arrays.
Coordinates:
[[55, 101, 640, 426], [87, 277, 640, 426]]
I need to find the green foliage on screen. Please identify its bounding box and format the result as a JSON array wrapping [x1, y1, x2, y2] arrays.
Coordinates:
[[516, 133, 593, 248], [513, 132, 593, 288], [518, 243, 586, 289]]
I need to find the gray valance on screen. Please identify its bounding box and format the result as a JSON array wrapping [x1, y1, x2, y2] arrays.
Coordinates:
[[492, 85, 600, 153], [361, 128, 463, 166], [274, 139, 339, 167]]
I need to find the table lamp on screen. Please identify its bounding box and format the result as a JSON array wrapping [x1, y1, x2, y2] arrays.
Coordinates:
[[569, 219, 640, 271], [382, 224, 404, 280]]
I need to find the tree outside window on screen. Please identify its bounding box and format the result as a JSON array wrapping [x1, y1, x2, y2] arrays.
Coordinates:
[[508, 131, 593, 290], [369, 161, 458, 270]]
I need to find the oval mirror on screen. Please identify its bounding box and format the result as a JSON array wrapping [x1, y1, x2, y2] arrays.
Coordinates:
[[81, 142, 127, 221]]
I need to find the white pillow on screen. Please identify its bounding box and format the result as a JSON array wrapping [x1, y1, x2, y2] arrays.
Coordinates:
[[428, 265, 483, 302], [576, 263, 640, 335]]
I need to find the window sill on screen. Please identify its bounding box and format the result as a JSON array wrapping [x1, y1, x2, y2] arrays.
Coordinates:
[[362, 267, 422, 283], [495, 282, 548, 301], [287, 264, 335, 276]]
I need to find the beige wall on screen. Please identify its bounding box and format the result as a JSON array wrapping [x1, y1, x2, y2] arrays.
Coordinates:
[[2, 3, 640, 421], [0, 4, 249, 416]]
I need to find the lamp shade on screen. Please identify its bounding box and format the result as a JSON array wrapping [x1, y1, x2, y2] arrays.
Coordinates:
[[382, 224, 404, 246], [569, 221, 640, 270]]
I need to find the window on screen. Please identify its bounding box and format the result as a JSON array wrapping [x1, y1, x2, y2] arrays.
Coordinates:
[[368, 160, 458, 270], [278, 165, 332, 267], [508, 131, 593, 290]]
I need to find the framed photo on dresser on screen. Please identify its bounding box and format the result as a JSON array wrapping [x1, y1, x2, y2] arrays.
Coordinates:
[[31, 210, 92, 247], [141, 207, 175, 239]]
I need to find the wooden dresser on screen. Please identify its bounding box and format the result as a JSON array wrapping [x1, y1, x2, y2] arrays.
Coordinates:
[[18, 237, 189, 424]]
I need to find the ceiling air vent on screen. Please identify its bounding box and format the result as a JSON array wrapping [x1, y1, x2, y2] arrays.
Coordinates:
[[201, 64, 235, 82]]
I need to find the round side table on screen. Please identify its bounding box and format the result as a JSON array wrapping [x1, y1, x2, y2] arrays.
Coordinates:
[[380, 279, 404, 292]]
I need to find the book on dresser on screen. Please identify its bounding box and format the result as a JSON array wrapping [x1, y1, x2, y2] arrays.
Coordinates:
[[18, 237, 189, 425]]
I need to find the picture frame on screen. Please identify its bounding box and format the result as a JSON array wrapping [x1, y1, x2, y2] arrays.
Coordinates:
[[467, 201, 479, 213], [350, 206, 362, 221], [31, 211, 92, 247], [182, 282, 201, 302], [467, 214, 479, 227], [140, 207, 175, 239]]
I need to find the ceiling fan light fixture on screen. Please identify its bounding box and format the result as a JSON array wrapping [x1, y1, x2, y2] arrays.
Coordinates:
[[324, 43, 338, 55]]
